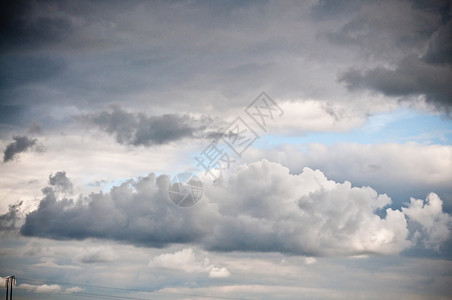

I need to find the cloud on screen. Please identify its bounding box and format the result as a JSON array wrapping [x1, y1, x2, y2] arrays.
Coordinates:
[[305, 257, 318, 265], [324, 0, 452, 113], [0, 201, 22, 233], [149, 248, 230, 277], [78, 245, 117, 263], [19, 283, 62, 293], [203, 160, 411, 256], [270, 100, 366, 134], [65, 287, 84, 293], [48, 171, 73, 194], [20, 172, 216, 247], [403, 193, 452, 250], [3, 135, 37, 162], [18, 283, 83, 294], [80, 106, 221, 146], [209, 266, 231, 278], [246, 143, 452, 205], [423, 21, 452, 65], [322, 0, 443, 55], [32, 259, 81, 270], [0, 0, 94, 54], [19, 160, 452, 257], [338, 54, 452, 112]]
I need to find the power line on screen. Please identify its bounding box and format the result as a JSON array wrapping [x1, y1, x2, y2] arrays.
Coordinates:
[[15, 287, 154, 300], [16, 277, 251, 300]]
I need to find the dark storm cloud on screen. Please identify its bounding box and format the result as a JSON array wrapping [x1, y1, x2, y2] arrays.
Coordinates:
[[0, 201, 22, 233], [81, 107, 221, 146], [21, 173, 214, 247], [0, 0, 339, 120], [3, 136, 37, 162], [423, 21, 452, 65], [321, 0, 443, 55], [0, 0, 75, 53], [334, 0, 452, 112], [338, 54, 452, 110], [49, 171, 73, 194]]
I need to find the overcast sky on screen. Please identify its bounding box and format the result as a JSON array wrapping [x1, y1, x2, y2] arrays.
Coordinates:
[[1, 1, 452, 299]]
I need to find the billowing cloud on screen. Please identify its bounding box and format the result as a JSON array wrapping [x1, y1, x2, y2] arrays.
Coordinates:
[[403, 193, 452, 250], [245, 143, 452, 205], [80, 106, 221, 146], [20, 172, 216, 247], [3, 136, 37, 162], [20, 160, 452, 256], [1, 1, 451, 299], [203, 160, 411, 256]]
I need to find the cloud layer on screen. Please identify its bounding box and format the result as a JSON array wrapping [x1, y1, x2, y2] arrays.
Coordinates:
[[19, 160, 451, 256], [336, 0, 452, 112], [80, 106, 221, 146]]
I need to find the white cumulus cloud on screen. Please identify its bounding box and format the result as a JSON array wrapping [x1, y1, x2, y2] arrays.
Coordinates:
[[403, 193, 452, 250]]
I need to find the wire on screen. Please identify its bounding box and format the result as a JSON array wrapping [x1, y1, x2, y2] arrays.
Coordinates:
[[16, 277, 251, 300], [15, 287, 153, 300]]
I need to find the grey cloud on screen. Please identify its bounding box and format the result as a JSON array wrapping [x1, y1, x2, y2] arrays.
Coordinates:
[[338, 54, 452, 111], [423, 21, 452, 65], [49, 171, 73, 194], [20, 160, 452, 256], [403, 193, 452, 250], [322, 0, 443, 56], [0, 0, 75, 53], [21, 173, 216, 247], [3, 135, 37, 162], [1, 0, 448, 127], [334, 1, 452, 112], [0, 55, 66, 90], [311, 0, 365, 20], [0, 0, 349, 123], [81, 107, 221, 146], [0, 201, 23, 233], [78, 246, 117, 263]]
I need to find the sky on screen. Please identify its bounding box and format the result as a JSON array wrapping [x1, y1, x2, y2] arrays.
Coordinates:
[[1, 0, 452, 299]]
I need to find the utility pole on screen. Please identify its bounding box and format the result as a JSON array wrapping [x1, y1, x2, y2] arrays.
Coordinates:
[[4, 276, 15, 300]]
